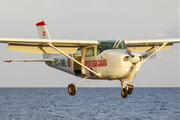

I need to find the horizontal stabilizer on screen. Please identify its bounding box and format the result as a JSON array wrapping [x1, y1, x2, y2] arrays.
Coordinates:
[[4, 59, 53, 63]]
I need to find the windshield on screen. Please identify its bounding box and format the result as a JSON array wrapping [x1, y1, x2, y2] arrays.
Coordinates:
[[97, 40, 127, 55]]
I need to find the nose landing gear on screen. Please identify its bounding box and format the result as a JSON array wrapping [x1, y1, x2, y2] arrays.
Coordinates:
[[127, 84, 133, 95], [121, 88, 128, 98], [120, 79, 134, 98]]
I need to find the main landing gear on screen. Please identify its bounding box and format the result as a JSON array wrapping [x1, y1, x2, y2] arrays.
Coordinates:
[[120, 79, 134, 98], [68, 77, 134, 98], [68, 84, 77, 95], [68, 76, 89, 96]]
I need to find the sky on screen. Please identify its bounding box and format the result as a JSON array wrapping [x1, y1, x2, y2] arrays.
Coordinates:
[[0, 0, 179, 87]]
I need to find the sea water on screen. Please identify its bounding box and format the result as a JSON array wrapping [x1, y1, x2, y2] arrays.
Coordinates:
[[0, 88, 179, 120]]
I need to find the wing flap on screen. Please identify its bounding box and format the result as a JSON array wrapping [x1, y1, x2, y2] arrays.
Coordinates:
[[8, 44, 78, 54]]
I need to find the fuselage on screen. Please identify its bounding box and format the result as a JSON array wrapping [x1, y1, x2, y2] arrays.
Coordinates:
[[45, 40, 143, 80]]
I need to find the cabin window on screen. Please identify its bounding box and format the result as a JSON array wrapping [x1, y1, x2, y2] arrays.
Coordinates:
[[85, 47, 94, 57]]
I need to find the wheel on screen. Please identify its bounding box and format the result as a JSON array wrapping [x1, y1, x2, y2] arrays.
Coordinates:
[[121, 88, 128, 98], [68, 84, 76, 96], [128, 85, 133, 94]]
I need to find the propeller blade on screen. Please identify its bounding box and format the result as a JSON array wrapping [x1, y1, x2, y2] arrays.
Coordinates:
[[127, 65, 137, 80], [142, 52, 156, 59], [126, 49, 131, 55], [125, 50, 141, 80]]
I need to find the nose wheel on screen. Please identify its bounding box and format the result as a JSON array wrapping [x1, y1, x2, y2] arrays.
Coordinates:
[[121, 88, 128, 98], [120, 79, 134, 98]]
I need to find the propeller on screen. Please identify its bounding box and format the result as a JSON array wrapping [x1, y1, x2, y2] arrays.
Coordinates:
[[127, 49, 141, 64], [126, 49, 142, 81], [126, 49, 158, 81], [141, 52, 157, 59]]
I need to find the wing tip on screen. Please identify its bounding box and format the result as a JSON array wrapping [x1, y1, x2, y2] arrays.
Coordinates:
[[4, 60, 13, 63]]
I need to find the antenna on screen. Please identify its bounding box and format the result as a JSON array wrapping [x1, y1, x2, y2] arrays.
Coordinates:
[[83, 32, 87, 40], [106, 31, 111, 40]]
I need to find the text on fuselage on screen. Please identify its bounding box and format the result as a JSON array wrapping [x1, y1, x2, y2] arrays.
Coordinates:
[[84, 59, 107, 68], [54, 58, 70, 67]]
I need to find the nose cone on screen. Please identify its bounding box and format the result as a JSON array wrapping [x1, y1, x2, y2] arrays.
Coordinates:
[[130, 55, 140, 64]]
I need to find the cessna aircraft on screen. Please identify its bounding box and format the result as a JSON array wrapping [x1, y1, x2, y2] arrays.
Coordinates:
[[0, 20, 179, 98]]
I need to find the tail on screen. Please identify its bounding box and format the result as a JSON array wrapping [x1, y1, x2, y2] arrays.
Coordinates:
[[36, 20, 58, 59], [36, 20, 51, 39]]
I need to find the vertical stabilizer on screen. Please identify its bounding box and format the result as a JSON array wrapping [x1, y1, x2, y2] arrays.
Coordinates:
[[36, 20, 51, 39]]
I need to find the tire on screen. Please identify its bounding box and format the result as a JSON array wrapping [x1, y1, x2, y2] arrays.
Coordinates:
[[128, 86, 133, 94], [121, 88, 128, 98], [68, 84, 76, 96]]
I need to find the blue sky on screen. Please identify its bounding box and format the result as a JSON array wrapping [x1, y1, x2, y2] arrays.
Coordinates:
[[0, 0, 179, 87]]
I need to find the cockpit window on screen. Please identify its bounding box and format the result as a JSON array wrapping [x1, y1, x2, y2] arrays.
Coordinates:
[[97, 40, 127, 55]]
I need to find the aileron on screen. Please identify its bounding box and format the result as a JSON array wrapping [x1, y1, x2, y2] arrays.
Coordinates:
[[125, 38, 179, 52]]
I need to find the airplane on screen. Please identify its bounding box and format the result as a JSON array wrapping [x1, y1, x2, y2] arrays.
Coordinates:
[[0, 20, 179, 98]]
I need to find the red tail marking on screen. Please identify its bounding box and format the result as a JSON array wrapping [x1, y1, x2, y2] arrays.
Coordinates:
[[36, 20, 46, 26]]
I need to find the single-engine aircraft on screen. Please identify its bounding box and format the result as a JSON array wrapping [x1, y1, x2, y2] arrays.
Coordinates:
[[0, 20, 179, 98]]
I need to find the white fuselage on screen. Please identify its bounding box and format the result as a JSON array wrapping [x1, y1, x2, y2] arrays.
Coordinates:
[[45, 49, 143, 80]]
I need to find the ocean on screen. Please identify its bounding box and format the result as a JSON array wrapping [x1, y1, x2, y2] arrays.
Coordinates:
[[0, 88, 179, 120]]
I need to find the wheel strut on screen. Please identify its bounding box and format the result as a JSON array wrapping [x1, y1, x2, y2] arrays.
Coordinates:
[[121, 88, 128, 98], [75, 76, 89, 86]]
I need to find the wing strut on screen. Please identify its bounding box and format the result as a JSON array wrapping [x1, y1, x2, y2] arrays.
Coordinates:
[[47, 43, 101, 77], [143, 42, 167, 63]]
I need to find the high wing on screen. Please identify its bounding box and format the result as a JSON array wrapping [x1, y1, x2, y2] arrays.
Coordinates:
[[125, 38, 180, 52], [0, 38, 98, 54], [0, 38, 179, 53]]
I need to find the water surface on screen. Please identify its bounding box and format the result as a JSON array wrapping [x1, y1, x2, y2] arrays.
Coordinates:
[[0, 88, 179, 120]]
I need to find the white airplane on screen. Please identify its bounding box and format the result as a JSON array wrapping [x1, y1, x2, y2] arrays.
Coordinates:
[[0, 20, 179, 98]]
